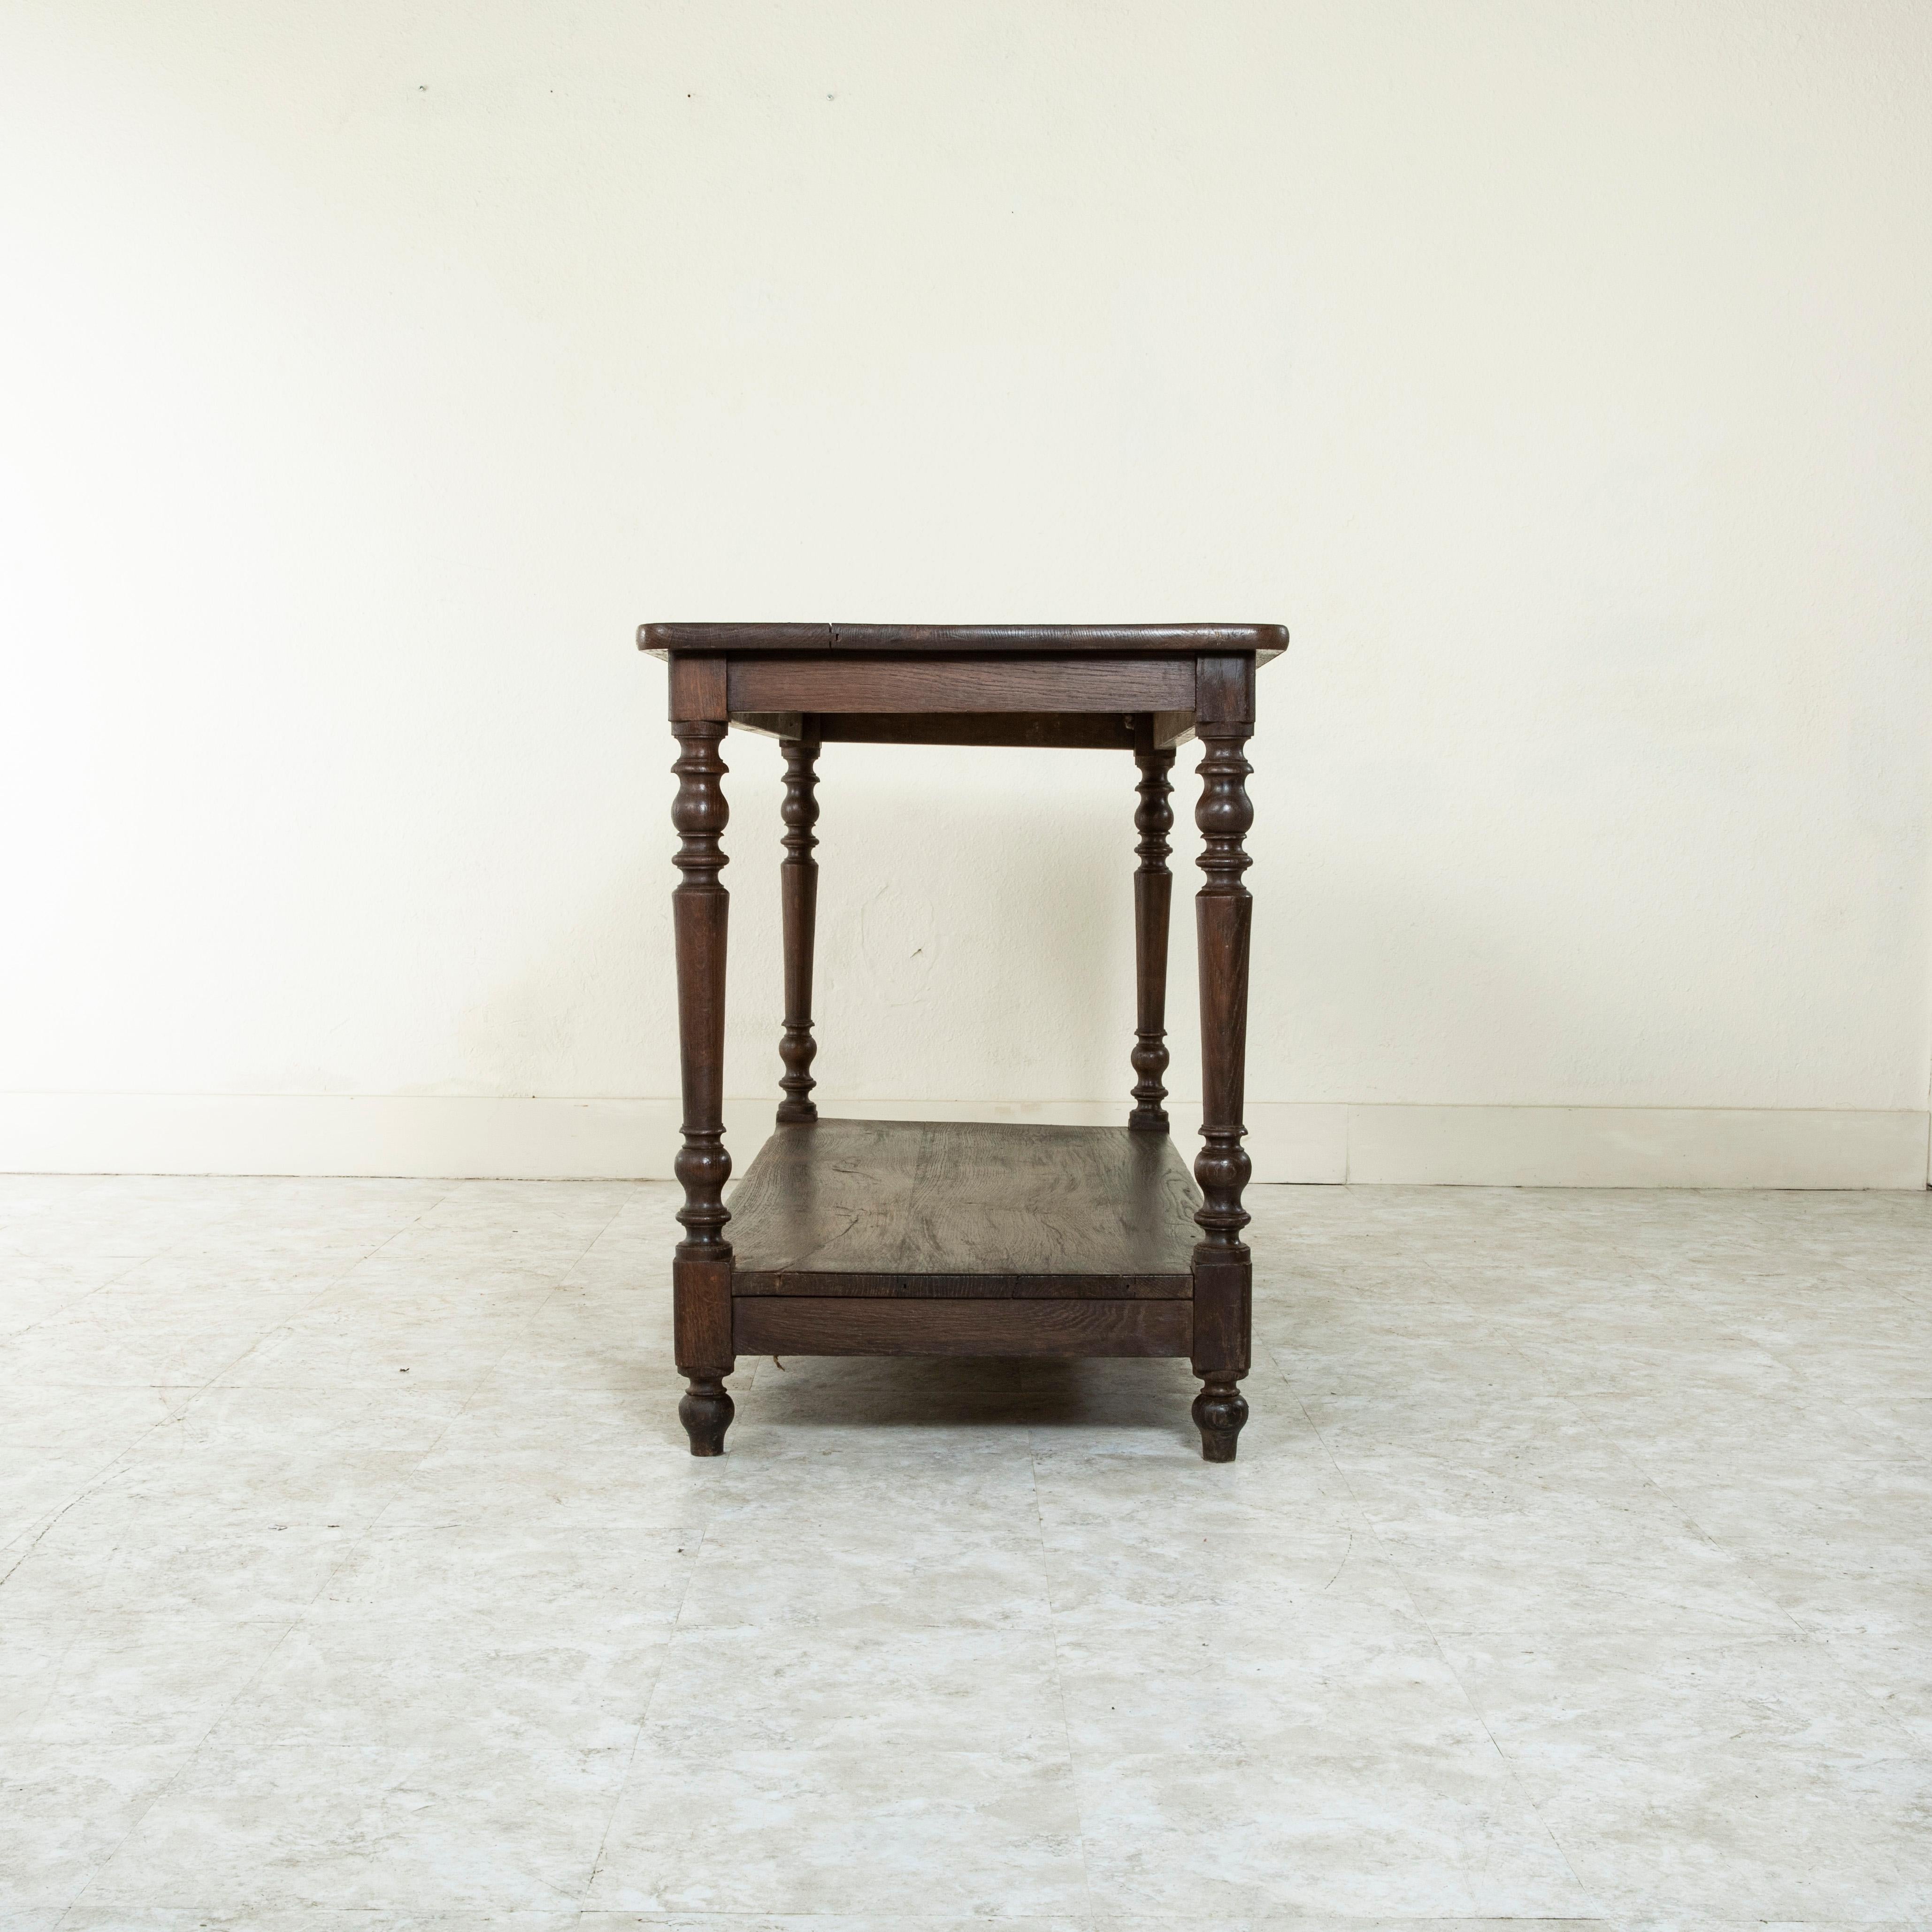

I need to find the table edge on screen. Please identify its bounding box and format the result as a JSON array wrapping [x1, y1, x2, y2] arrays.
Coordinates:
[[639, 621, 1288, 661]]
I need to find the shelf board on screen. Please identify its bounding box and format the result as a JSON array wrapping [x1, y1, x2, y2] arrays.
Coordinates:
[[724, 1117, 1199, 1298]]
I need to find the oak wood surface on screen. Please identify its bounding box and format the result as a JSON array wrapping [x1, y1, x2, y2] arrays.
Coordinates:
[[728, 710, 1200, 750], [816, 711, 1140, 749], [725, 1118, 1199, 1296], [668, 715, 735, 1454], [1189, 665, 1257, 1460], [644, 621, 1287, 661], [726, 655, 1194, 717], [775, 733, 820, 1124], [1129, 728, 1176, 1132], [734, 1295, 1192, 1357], [667, 654, 727, 723]]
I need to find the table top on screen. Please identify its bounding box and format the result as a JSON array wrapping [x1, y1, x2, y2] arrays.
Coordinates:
[[641, 621, 1287, 662]]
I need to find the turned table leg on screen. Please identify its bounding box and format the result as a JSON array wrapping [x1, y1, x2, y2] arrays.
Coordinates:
[[671, 675, 735, 1455], [1128, 721, 1175, 1132], [1190, 660, 1255, 1461], [776, 728, 821, 1124]]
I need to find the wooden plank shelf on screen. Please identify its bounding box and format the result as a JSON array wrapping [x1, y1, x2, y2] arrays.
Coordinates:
[[725, 1118, 1200, 1299]]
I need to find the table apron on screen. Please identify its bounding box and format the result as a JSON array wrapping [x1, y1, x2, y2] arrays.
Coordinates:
[[725, 655, 1197, 716]]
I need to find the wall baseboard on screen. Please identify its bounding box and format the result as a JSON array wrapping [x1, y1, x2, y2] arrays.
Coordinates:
[[0, 1093, 1925, 1188], [1341, 1104, 1929, 1189]]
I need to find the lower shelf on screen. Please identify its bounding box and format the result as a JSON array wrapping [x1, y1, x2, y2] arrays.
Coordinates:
[[734, 1295, 1192, 1358], [724, 1115, 1201, 1297], [721, 1117, 1200, 1360]]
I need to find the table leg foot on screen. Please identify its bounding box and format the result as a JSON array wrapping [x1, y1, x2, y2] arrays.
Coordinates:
[[679, 1376, 735, 1456], [1193, 1379, 1248, 1461]]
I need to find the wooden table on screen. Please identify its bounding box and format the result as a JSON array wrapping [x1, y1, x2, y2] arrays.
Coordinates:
[[641, 622, 1284, 1460]]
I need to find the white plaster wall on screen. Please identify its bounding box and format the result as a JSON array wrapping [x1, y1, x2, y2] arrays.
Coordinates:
[[3, 2, 1929, 1178]]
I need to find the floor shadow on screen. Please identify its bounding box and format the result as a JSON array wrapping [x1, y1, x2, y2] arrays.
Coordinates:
[[742, 1352, 1199, 1442]]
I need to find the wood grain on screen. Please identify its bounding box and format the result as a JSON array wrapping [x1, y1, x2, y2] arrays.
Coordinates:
[[644, 621, 1288, 661], [667, 654, 727, 722], [820, 712, 1141, 749], [1194, 652, 1257, 726], [1130, 727, 1176, 1132], [727, 656, 1194, 717], [735, 1296, 1192, 1357], [775, 732, 820, 1124], [1190, 703, 1256, 1461], [668, 713, 735, 1454], [725, 1118, 1199, 1296], [734, 712, 1149, 749], [735, 1271, 1184, 1299], [669, 722, 731, 1262]]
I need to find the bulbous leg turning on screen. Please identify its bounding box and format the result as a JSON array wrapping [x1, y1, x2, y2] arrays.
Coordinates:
[[1193, 1378, 1249, 1462], [680, 1376, 735, 1456]]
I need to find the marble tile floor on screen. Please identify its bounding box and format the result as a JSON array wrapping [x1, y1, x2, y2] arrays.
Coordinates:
[[1, 1172, 1930, 1931]]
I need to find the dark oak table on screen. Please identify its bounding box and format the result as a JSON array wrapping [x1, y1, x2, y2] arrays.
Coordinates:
[[641, 622, 1284, 1460]]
